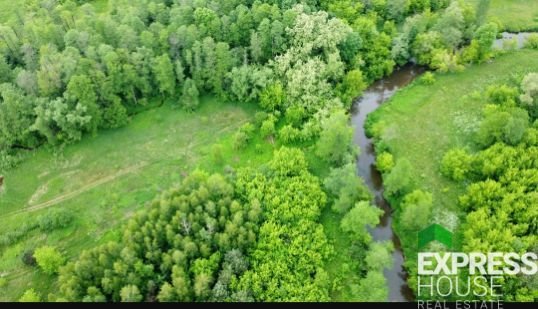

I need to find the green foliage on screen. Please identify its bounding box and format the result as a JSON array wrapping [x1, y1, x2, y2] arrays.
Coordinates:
[[440, 148, 473, 181], [259, 83, 285, 112], [399, 190, 433, 231], [419, 72, 436, 85], [260, 116, 276, 138], [353, 271, 389, 301], [384, 159, 415, 198], [324, 163, 372, 213], [181, 79, 200, 111], [120, 285, 143, 302], [474, 22, 498, 61], [337, 69, 366, 109], [340, 201, 383, 243], [153, 54, 176, 98], [34, 246, 65, 275], [36, 209, 74, 232], [519, 73, 538, 118], [476, 105, 530, 147], [316, 110, 356, 167], [19, 289, 41, 302], [58, 171, 259, 301], [233, 123, 255, 150], [486, 84, 519, 105], [364, 241, 394, 272], [236, 148, 333, 301], [376, 152, 395, 173]]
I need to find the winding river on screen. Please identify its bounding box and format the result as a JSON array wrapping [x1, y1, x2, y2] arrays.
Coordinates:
[[351, 64, 424, 302], [350, 33, 533, 302]]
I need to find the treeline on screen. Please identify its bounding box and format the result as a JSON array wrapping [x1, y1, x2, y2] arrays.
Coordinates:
[[440, 73, 538, 301], [0, 0, 492, 171]]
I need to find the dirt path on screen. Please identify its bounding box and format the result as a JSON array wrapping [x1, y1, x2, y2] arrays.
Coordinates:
[[0, 162, 148, 219], [1, 118, 248, 220]]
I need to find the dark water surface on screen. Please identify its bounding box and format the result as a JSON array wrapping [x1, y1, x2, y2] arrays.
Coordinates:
[[350, 64, 424, 302]]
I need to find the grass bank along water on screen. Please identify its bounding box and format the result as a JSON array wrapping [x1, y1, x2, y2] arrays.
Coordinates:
[[366, 49, 538, 299]]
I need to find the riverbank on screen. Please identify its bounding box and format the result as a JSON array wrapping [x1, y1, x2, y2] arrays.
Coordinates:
[[366, 49, 538, 297]]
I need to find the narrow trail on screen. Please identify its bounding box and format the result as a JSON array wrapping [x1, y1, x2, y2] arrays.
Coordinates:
[[1, 117, 248, 220], [0, 162, 149, 219]]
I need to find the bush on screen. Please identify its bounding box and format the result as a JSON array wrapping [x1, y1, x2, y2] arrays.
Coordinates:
[[0, 222, 40, 247], [0, 150, 24, 171], [419, 72, 436, 85], [233, 123, 255, 150], [440, 148, 473, 181], [21, 249, 37, 266], [260, 118, 276, 138], [37, 209, 74, 232], [376, 152, 394, 173], [34, 246, 65, 275], [400, 190, 433, 232], [279, 125, 301, 144], [233, 131, 249, 150], [19, 289, 41, 302], [485, 85, 519, 105], [254, 112, 268, 126]]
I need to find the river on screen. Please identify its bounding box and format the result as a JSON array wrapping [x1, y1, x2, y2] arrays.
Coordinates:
[[348, 32, 532, 302], [351, 64, 424, 302], [493, 32, 535, 49]]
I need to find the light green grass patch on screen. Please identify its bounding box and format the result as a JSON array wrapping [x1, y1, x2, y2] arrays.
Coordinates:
[[471, 0, 538, 32]]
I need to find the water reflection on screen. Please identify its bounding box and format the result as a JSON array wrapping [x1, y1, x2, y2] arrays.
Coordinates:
[[350, 64, 425, 302]]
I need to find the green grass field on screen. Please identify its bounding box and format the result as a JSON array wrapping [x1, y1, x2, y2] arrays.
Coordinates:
[[369, 49, 538, 265], [0, 97, 275, 301], [472, 0, 538, 32]]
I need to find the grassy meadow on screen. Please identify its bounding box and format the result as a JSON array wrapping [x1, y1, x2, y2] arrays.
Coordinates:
[[0, 97, 277, 301], [472, 0, 538, 32]]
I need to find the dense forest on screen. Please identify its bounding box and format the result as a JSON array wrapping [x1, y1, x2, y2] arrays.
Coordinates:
[[1, 0, 535, 303]]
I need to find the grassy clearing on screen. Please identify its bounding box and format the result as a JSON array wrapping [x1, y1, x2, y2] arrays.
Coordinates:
[[0, 97, 274, 301], [368, 49, 538, 276], [471, 0, 538, 32]]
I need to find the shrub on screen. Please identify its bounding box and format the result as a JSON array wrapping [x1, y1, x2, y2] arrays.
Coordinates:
[[260, 118, 276, 138], [419, 72, 436, 85], [441, 148, 473, 181], [400, 190, 433, 232], [21, 249, 37, 266], [254, 112, 268, 126], [19, 289, 41, 302], [34, 246, 65, 275], [485, 84, 519, 105], [37, 209, 74, 232], [376, 152, 394, 173], [279, 125, 301, 144]]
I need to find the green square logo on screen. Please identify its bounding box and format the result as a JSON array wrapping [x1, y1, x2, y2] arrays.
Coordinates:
[[418, 224, 453, 249]]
